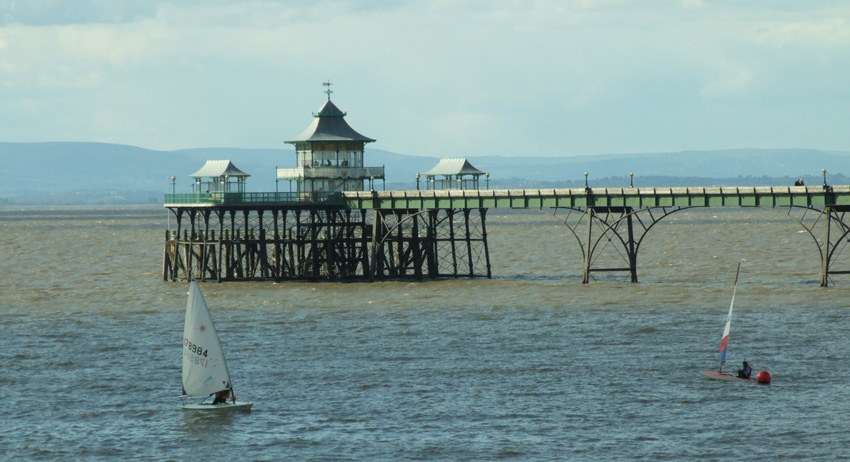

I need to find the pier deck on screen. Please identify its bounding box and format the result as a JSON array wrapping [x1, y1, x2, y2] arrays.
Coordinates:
[[340, 185, 850, 210]]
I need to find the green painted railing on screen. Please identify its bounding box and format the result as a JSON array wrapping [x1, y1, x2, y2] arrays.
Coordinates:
[[340, 185, 850, 210], [164, 192, 344, 206], [165, 186, 850, 210]]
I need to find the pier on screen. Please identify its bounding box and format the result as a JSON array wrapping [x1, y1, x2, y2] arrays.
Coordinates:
[[164, 185, 850, 286]]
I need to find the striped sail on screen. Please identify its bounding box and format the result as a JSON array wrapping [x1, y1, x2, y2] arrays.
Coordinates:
[[718, 263, 741, 364], [182, 280, 232, 397]]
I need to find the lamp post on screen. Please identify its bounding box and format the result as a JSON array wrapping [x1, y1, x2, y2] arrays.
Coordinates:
[[171, 175, 176, 194], [370, 176, 375, 192], [823, 168, 828, 187], [486, 171, 490, 190], [630, 172, 634, 188], [584, 172, 588, 189], [416, 172, 420, 190]]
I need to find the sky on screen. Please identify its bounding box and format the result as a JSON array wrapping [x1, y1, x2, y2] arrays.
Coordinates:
[[1, 0, 849, 158]]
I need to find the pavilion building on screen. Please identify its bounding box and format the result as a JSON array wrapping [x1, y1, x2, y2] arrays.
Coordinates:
[[422, 158, 488, 190], [189, 159, 250, 195], [277, 85, 384, 200]]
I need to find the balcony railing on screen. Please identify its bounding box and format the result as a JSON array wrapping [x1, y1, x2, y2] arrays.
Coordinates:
[[164, 192, 344, 205], [276, 166, 385, 180]]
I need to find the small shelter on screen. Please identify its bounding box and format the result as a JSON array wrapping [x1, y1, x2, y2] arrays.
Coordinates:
[[423, 158, 487, 190], [189, 160, 250, 194]]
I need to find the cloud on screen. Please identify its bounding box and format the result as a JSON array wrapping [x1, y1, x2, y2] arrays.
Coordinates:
[[680, 0, 704, 8], [0, 0, 158, 26], [699, 64, 756, 100], [0, 1, 849, 156], [758, 18, 850, 48]]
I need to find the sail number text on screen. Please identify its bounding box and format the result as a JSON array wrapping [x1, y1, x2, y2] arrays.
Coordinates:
[[184, 338, 210, 368]]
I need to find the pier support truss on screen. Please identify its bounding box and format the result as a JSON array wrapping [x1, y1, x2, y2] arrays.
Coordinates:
[[548, 206, 688, 284], [370, 208, 491, 280], [547, 204, 850, 286], [787, 205, 850, 287], [163, 206, 490, 282]]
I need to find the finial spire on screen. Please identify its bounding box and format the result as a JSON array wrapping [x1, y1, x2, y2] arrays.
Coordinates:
[[323, 81, 333, 100]]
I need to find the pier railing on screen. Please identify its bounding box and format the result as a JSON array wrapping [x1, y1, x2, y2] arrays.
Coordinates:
[[165, 186, 850, 209], [340, 185, 850, 209], [164, 191, 344, 206]]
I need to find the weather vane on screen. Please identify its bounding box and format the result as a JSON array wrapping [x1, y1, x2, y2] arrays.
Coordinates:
[[323, 81, 333, 100]]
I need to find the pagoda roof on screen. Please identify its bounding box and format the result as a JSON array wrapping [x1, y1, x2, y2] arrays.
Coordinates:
[[189, 160, 250, 179], [286, 99, 375, 144], [424, 158, 485, 177]]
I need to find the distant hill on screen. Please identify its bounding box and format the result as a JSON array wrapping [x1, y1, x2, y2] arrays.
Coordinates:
[[1, 142, 848, 204]]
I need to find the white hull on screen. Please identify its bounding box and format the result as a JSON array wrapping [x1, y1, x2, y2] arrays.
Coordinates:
[[699, 371, 753, 382], [181, 401, 253, 411]]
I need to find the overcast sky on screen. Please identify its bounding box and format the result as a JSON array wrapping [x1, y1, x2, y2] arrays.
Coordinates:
[[1, 0, 848, 158]]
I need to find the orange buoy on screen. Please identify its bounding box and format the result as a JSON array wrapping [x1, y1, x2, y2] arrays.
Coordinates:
[[756, 370, 771, 384]]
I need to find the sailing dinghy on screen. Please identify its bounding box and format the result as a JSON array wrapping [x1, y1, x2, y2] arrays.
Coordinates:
[[699, 263, 755, 382], [181, 280, 252, 411]]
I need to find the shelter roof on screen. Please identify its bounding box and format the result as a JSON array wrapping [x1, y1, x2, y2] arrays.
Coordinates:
[[189, 160, 250, 179], [286, 99, 376, 144], [424, 158, 485, 177]]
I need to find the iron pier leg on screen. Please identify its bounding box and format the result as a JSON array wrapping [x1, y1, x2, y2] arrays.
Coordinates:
[[480, 208, 492, 278], [220, 211, 227, 282], [173, 209, 183, 281], [369, 210, 380, 282], [412, 212, 423, 280], [822, 206, 832, 287], [582, 208, 593, 284], [464, 209, 474, 277], [627, 211, 638, 283], [187, 209, 196, 281]]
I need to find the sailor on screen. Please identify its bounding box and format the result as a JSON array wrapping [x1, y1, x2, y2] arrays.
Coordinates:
[[212, 388, 230, 405], [737, 361, 752, 379]]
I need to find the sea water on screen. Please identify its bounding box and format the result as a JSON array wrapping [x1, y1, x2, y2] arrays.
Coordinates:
[[2, 205, 849, 460]]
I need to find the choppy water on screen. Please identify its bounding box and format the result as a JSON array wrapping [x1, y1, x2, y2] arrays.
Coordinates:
[[2, 205, 849, 460]]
